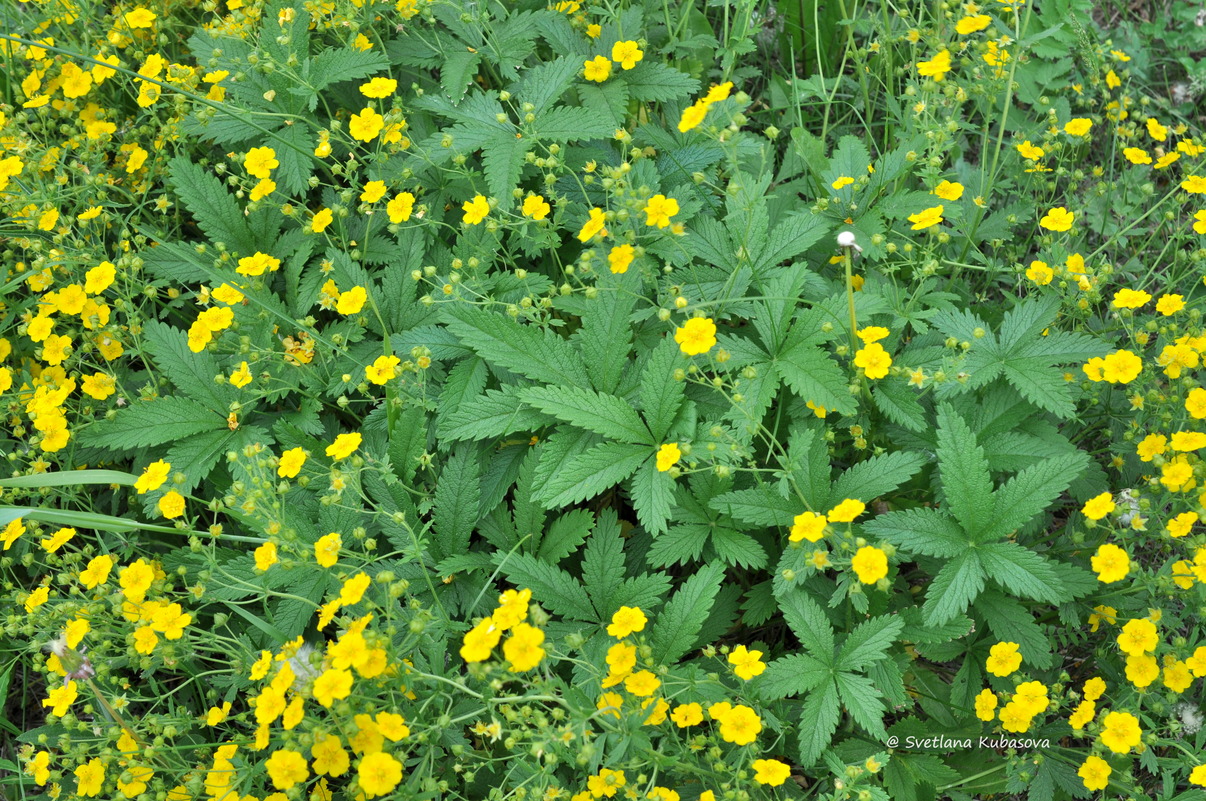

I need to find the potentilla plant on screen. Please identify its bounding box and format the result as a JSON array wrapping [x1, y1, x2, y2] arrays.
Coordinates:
[[5, 0, 1206, 799]]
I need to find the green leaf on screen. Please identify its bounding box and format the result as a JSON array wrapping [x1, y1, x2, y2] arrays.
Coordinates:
[[576, 285, 635, 395], [491, 551, 595, 621], [784, 424, 831, 509], [838, 614, 905, 672], [836, 671, 887, 740], [0, 470, 137, 488], [167, 156, 256, 255], [514, 55, 579, 114], [440, 49, 481, 100], [647, 524, 709, 567], [536, 441, 648, 508], [778, 587, 835, 662], [777, 344, 857, 415], [167, 429, 238, 494], [1001, 359, 1075, 417], [582, 512, 626, 618], [753, 211, 829, 273], [141, 320, 236, 413], [482, 133, 529, 209], [650, 562, 725, 664], [639, 339, 685, 441], [309, 48, 390, 92], [872, 380, 927, 432], [388, 406, 428, 486], [827, 451, 925, 510], [922, 551, 985, 625], [628, 460, 675, 537], [519, 385, 650, 444], [78, 396, 222, 450], [863, 508, 968, 558], [433, 447, 481, 559], [622, 61, 698, 102], [443, 305, 590, 389], [978, 542, 1068, 603], [797, 680, 841, 767], [983, 452, 1088, 540], [536, 508, 594, 564], [0, 506, 184, 535], [709, 526, 767, 569], [710, 486, 796, 527], [935, 403, 994, 537], [756, 654, 831, 700], [974, 591, 1053, 669], [439, 385, 553, 442], [533, 106, 614, 140]]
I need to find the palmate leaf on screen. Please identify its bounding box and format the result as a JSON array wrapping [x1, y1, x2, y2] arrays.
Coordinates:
[[167, 157, 257, 255], [777, 587, 835, 662], [141, 320, 237, 413], [863, 508, 967, 558], [836, 671, 888, 740], [581, 512, 625, 618], [984, 451, 1088, 539], [837, 614, 905, 672], [977, 542, 1069, 603], [827, 450, 924, 510], [638, 338, 685, 441], [756, 653, 830, 700], [627, 460, 675, 537], [577, 284, 636, 395], [492, 551, 594, 621], [432, 446, 481, 560], [439, 385, 555, 443], [777, 343, 857, 415], [797, 680, 841, 767]]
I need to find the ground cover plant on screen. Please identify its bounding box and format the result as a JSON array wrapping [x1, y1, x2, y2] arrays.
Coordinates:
[[2, 0, 1206, 798]]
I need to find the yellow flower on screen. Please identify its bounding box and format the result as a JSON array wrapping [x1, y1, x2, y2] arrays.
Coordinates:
[[315, 532, 342, 568], [642, 194, 679, 228], [1191, 764, 1206, 787], [1064, 118, 1092, 136], [932, 180, 964, 200], [851, 546, 888, 584], [955, 14, 991, 34], [75, 758, 105, 797], [349, 107, 385, 142], [360, 77, 397, 98], [522, 194, 550, 220], [1123, 147, 1152, 165], [1182, 175, 1206, 194], [1147, 117, 1168, 141], [460, 617, 501, 662], [462, 195, 490, 225], [244, 146, 278, 178], [1111, 288, 1151, 309], [624, 669, 660, 696], [80, 554, 114, 587], [583, 55, 611, 82], [577, 207, 608, 242], [752, 759, 791, 786], [1026, 260, 1053, 285], [1117, 618, 1157, 656], [854, 343, 892, 378], [1100, 711, 1142, 753], [158, 490, 186, 519], [727, 645, 767, 680], [278, 447, 307, 478], [124, 7, 156, 27], [790, 511, 827, 543], [596, 691, 623, 718], [1168, 512, 1198, 538], [266, 749, 309, 789], [1091, 543, 1130, 583], [1156, 294, 1186, 315], [313, 668, 354, 706], [974, 688, 997, 721], [608, 244, 635, 274], [717, 704, 762, 745], [608, 606, 647, 638], [611, 41, 643, 70], [358, 752, 403, 797], [985, 642, 1022, 676], [366, 355, 401, 384], [360, 181, 387, 204], [337, 286, 368, 315], [1078, 756, 1111, 792], [1039, 206, 1074, 231], [671, 702, 703, 727], [135, 460, 171, 494], [311, 207, 334, 233], [230, 361, 252, 388], [832, 176, 854, 190], [503, 622, 546, 672], [907, 205, 944, 230], [250, 179, 276, 202], [254, 542, 278, 571], [387, 192, 415, 223], [678, 101, 709, 132], [916, 49, 951, 80], [326, 432, 362, 460], [827, 498, 865, 523], [236, 251, 281, 276], [655, 443, 681, 472], [674, 317, 717, 356], [1081, 492, 1115, 520]]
